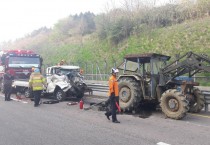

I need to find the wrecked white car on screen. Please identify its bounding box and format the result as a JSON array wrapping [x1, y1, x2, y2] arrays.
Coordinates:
[[45, 65, 88, 101]]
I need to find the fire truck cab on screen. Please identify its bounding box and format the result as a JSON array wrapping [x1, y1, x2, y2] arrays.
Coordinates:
[[0, 50, 42, 93]]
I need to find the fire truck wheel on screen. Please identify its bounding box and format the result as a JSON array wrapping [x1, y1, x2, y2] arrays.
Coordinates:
[[54, 89, 66, 101], [160, 89, 189, 120]]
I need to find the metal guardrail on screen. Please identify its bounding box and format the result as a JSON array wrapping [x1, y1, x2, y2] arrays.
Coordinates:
[[84, 74, 109, 81], [87, 83, 108, 93], [201, 91, 210, 112]]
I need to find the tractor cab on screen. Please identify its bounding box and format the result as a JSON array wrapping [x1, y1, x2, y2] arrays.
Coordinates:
[[119, 53, 170, 76], [118, 53, 170, 99]]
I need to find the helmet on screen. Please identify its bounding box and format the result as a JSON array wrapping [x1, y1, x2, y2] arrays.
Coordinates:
[[34, 68, 40, 73], [111, 68, 119, 74]]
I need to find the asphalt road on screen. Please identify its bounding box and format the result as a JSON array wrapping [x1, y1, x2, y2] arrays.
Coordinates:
[[1, 94, 210, 145]]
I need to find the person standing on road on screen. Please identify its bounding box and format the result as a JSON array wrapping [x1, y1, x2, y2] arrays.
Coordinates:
[[29, 68, 46, 107], [105, 68, 120, 123], [3, 69, 15, 101]]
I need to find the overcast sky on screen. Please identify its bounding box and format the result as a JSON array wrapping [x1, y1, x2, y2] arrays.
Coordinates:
[[0, 0, 122, 43]]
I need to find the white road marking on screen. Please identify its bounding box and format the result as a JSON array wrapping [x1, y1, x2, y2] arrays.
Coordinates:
[[157, 142, 171, 145]]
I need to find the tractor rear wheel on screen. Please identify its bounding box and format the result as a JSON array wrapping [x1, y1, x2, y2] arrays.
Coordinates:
[[118, 77, 142, 111], [189, 88, 204, 113], [160, 89, 189, 120]]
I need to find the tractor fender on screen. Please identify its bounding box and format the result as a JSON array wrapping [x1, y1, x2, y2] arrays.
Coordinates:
[[118, 74, 141, 81]]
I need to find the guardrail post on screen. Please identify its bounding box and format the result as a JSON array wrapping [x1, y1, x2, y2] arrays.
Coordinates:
[[92, 63, 94, 80], [104, 60, 107, 80], [205, 104, 208, 112], [202, 91, 210, 112], [85, 62, 87, 76]]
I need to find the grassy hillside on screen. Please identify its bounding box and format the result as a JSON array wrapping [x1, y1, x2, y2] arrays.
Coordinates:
[[2, 17, 209, 66], [72, 17, 210, 64], [71, 17, 210, 86], [1, 16, 210, 85], [129, 18, 209, 56]]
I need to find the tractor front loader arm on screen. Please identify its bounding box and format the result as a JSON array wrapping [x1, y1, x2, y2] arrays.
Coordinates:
[[159, 51, 210, 86]]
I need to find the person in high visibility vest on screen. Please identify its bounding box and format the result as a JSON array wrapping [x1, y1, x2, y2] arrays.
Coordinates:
[[29, 68, 46, 107], [25, 66, 36, 99], [105, 68, 120, 123]]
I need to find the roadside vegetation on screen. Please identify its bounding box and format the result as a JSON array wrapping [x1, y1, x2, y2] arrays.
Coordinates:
[[0, 0, 209, 72]]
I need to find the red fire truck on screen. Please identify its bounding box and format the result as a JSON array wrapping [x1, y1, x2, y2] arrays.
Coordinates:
[[0, 50, 43, 94]]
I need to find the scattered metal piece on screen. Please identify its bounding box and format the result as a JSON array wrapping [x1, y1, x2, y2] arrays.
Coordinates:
[[84, 101, 107, 111], [42, 100, 59, 104], [67, 102, 78, 105]]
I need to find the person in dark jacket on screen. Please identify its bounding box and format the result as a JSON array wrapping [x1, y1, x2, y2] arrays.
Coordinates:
[[3, 69, 15, 101]]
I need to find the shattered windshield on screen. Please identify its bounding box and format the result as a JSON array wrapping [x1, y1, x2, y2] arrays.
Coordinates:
[[60, 68, 80, 75], [8, 56, 40, 68], [59, 68, 84, 83]]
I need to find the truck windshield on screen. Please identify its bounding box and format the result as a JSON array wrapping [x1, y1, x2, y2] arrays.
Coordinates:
[[60, 69, 80, 75], [8, 56, 40, 68]]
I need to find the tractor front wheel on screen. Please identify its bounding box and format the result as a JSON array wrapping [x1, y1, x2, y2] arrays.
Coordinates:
[[160, 89, 189, 120]]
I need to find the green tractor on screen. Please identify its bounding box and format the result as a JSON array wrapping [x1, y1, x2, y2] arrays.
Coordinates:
[[118, 52, 210, 119]]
